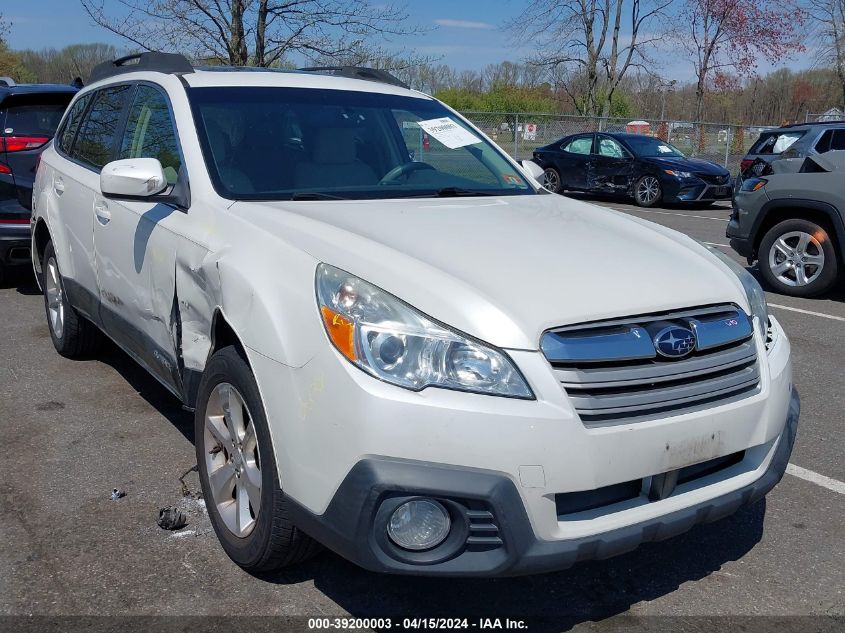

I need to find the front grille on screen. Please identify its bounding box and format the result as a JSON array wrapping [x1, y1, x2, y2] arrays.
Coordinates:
[[696, 172, 730, 185], [542, 305, 760, 426]]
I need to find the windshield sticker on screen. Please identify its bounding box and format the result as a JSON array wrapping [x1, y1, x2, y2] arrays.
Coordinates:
[[416, 117, 481, 149], [502, 174, 521, 185], [657, 145, 673, 154]]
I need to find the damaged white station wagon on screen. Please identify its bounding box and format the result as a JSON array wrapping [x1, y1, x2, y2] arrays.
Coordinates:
[[32, 53, 799, 576]]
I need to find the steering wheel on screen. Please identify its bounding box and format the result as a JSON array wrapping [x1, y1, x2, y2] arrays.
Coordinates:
[[379, 161, 436, 184]]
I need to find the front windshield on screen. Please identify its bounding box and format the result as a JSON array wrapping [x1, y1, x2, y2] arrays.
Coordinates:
[[624, 136, 685, 158], [188, 86, 535, 200]]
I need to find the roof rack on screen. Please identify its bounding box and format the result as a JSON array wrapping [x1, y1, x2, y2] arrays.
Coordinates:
[[89, 52, 194, 84], [0, 77, 16, 87], [298, 66, 409, 89]]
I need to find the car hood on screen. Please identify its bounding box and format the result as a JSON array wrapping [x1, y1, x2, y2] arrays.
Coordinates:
[[230, 194, 748, 350], [644, 156, 729, 175]]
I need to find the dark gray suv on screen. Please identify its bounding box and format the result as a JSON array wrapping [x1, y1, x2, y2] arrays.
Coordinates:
[[728, 152, 844, 296], [740, 122, 845, 177]]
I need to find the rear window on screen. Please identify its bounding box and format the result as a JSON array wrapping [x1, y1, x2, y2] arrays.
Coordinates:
[[2, 93, 74, 138], [750, 130, 805, 155]]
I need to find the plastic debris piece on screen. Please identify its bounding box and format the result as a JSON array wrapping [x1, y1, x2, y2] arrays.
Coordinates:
[[110, 488, 125, 500], [157, 506, 188, 530]]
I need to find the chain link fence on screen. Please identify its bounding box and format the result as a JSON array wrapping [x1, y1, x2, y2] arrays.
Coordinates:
[[459, 112, 775, 174]]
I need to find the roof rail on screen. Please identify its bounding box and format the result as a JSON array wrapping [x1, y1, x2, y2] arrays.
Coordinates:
[[0, 77, 16, 87], [780, 120, 845, 128], [89, 52, 194, 84], [298, 66, 409, 89]]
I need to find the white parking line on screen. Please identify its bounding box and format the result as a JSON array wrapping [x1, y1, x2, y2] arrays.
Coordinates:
[[786, 463, 845, 495], [625, 208, 729, 222], [703, 241, 731, 248], [769, 303, 845, 323]]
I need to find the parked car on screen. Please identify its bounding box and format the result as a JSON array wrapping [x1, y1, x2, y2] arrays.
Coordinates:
[[532, 132, 732, 207], [729, 151, 845, 297], [739, 121, 845, 179], [0, 77, 78, 283], [33, 53, 798, 577]]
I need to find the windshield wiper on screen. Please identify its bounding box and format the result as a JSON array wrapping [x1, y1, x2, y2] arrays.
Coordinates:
[[290, 192, 348, 200], [432, 187, 495, 197]]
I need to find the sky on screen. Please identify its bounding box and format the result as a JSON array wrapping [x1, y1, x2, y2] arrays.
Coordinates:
[[3, 0, 818, 83]]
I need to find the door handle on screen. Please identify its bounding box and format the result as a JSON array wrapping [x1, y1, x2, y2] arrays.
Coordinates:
[[53, 177, 64, 196], [94, 200, 111, 225]]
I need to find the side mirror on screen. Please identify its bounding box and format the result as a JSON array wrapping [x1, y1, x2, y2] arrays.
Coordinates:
[[101, 158, 168, 199], [519, 159, 546, 188]]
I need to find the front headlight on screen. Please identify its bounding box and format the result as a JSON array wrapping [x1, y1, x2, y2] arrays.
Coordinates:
[[740, 177, 767, 192], [315, 263, 533, 399], [707, 247, 769, 339], [664, 169, 692, 179]]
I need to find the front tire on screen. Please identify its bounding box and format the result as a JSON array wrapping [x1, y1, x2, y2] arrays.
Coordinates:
[[633, 175, 662, 207], [42, 241, 102, 357], [195, 346, 320, 572], [758, 219, 838, 297]]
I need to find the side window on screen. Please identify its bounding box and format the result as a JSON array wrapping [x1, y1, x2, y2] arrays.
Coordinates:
[[597, 136, 628, 158], [57, 93, 92, 155], [72, 85, 132, 170], [830, 129, 845, 152], [563, 136, 592, 155], [119, 85, 182, 186], [815, 130, 833, 153]]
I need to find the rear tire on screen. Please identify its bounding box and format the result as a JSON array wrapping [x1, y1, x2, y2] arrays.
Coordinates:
[[542, 167, 562, 193], [195, 346, 321, 572], [42, 241, 102, 358], [758, 218, 838, 297], [633, 175, 662, 207]]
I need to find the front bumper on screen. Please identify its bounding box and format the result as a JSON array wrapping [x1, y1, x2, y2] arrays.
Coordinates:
[[288, 389, 799, 576], [664, 178, 733, 203]]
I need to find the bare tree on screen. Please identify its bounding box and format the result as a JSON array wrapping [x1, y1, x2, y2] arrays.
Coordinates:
[[809, 0, 845, 108], [677, 0, 806, 127], [508, 0, 671, 117], [80, 0, 426, 68]]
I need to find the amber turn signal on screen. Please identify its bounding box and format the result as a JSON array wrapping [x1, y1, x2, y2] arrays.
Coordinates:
[[320, 305, 357, 361]]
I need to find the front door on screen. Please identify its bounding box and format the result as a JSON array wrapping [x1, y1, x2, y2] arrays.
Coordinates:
[[588, 135, 634, 192], [93, 84, 188, 394]]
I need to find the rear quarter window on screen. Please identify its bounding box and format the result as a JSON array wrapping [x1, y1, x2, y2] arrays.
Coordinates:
[[56, 93, 93, 155], [750, 131, 806, 155]]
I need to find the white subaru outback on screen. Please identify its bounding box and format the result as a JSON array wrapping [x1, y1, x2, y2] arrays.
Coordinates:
[[31, 53, 799, 577]]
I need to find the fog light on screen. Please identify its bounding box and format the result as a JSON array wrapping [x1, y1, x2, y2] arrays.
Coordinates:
[[387, 499, 450, 551]]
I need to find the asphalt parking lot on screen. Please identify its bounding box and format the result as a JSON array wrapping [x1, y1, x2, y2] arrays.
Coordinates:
[[1, 195, 843, 630]]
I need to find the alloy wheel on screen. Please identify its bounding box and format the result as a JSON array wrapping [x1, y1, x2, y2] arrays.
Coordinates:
[[637, 176, 660, 205], [768, 230, 825, 287], [204, 382, 262, 537], [542, 168, 560, 192], [44, 257, 64, 339]]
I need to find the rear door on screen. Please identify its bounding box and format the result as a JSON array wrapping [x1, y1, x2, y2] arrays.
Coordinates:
[[588, 135, 634, 191], [556, 134, 593, 189], [1, 92, 74, 215], [51, 84, 132, 318]]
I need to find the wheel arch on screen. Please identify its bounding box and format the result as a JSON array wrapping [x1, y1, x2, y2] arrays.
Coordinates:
[[32, 218, 52, 280], [751, 199, 845, 264]]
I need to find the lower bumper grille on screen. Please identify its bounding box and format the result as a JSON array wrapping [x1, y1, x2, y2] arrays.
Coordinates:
[[542, 305, 760, 426]]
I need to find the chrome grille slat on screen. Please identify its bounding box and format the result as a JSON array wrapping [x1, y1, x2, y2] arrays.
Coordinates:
[[543, 304, 760, 426], [564, 364, 759, 411], [555, 341, 756, 388]]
